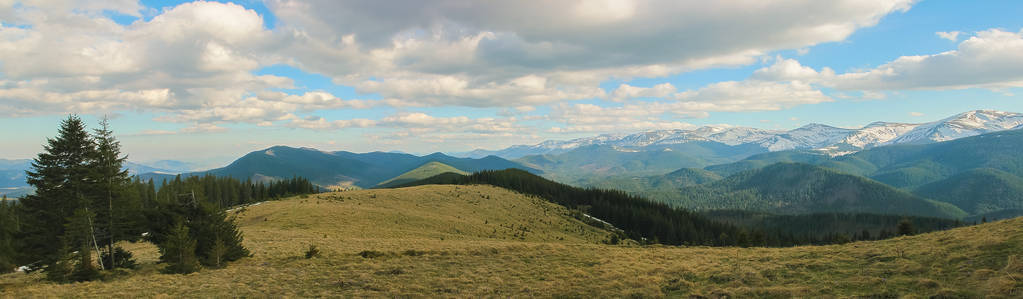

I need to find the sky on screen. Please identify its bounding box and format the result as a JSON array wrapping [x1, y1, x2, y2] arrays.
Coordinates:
[[1, 0, 1022, 167]]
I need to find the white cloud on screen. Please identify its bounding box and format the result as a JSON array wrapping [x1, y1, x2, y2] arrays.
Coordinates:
[[909, 111, 925, 117], [750, 29, 1023, 92], [267, 0, 914, 106], [936, 31, 960, 41]]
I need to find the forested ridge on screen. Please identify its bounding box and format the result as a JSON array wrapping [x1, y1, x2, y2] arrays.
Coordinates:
[[393, 169, 964, 247]]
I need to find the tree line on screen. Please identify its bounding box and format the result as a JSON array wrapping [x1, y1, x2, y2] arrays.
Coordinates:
[[395, 169, 967, 247], [0, 115, 318, 281]]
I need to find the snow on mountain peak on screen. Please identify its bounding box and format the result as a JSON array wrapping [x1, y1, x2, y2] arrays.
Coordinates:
[[460, 110, 1023, 159]]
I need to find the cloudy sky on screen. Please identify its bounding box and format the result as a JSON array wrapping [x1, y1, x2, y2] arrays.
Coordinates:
[[2, 0, 1022, 166]]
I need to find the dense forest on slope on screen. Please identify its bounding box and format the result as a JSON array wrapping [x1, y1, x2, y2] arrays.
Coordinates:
[[392, 169, 967, 247], [913, 168, 1023, 215], [673, 163, 966, 218], [702, 210, 963, 244], [394, 169, 745, 246]]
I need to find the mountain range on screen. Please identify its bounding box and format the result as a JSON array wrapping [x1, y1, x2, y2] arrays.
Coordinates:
[[609, 128, 1023, 219], [140, 146, 537, 189], [461, 110, 1023, 159]]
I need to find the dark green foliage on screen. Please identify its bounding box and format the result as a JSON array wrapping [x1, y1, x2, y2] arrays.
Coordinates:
[[44, 243, 73, 283], [304, 245, 320, 259], [0, 198, 20, 273], [146, 196, 249, 269], [914, 168, 1023, 215], [588, 168, 722, 202], [673, 163, 966, 218], [89, 117, 141, 271], [100, 246, 137, 270], [898, 218, 915, 236], [20, 115, 96, 268], [65, 208, 100, 282], [160, 220, 199, 274], [703, 210, 963, 245], [397, 169, 747, 247]]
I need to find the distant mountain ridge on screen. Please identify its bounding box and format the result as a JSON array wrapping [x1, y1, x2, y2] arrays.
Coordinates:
[[673, 163, 967, 219], [461, 110, 1023, 159], [189, 146, 537, 189]]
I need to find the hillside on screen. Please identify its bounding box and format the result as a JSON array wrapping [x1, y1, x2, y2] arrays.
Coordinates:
[[375, 162, 469, 188], [914, 168, 1023, 215], [2, 187, 1020, 297], [825, 129, 1023, 188], [590, 168, 723, 202], [516, 142, 763, 185], [674, 163, 967, 218], [195, 146, 536, 189]]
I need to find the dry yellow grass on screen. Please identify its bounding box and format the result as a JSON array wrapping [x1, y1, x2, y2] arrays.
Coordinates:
[[1, 184, 1021, 298]]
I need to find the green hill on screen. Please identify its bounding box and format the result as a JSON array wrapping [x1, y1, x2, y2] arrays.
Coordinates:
[[674, 163, 967, 218], [914, 168, 1023, 215], [375, 162, 469, 188], [589, 168, 723, 202]]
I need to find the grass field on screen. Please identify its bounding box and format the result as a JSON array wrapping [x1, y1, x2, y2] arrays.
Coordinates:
[[1, 184, 1021, 297]]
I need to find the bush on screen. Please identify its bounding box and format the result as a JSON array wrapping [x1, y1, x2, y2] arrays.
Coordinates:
[[101, 246, 138, 270], [304, 245, 320, 259]]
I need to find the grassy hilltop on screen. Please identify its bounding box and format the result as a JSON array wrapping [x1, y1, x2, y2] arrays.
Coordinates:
[[2, 185, 1021, 297]]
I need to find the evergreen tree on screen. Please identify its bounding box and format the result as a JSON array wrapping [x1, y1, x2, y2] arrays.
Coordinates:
[[0, 198, 19, 273], [89, 117, 136, 269], [65, 208, 100, 281], [21, 115, 97, 271], [897, 218, 915, 236], [160, 219, 199, 274]]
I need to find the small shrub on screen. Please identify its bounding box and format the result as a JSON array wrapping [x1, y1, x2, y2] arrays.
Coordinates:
[[304, 245, 321, 259], [359, 250, 390, 259], [100, 246, 138, 270]]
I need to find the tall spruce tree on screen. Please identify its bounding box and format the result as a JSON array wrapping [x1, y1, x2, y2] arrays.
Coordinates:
[[65, 208, 100, 281], [21, 115, 97, 273], [89, 117, 135, 269], [0, 198, 19, 273]]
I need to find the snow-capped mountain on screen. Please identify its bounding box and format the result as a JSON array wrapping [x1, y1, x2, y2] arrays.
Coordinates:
[[460, 110, 1023, 159]]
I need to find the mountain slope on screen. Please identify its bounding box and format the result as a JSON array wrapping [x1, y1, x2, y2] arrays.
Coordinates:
[[674, 163, 967, 218], [824, 128, 1023, 188], [201, 146, 536, 189], [375, 162, 469, 188], [516, 142, 764, 185], [914, 168, 1023, 215], [589, 168, 723, 202]]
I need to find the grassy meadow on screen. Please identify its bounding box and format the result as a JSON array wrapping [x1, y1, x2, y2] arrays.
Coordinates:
[[1, 184, 1021, 297]]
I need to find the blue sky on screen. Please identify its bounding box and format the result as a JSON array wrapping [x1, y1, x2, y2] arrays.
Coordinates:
[[1, 0, 1022, 166]]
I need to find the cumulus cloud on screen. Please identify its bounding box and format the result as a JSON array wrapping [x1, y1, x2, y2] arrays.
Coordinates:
[[751, 29, 1023, 92], [267, 0, 914, 106]]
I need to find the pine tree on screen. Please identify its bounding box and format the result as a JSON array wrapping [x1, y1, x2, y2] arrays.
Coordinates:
[[897, 218, 915, 236], [65, 208, 100, 281], [21, 115, 97, 271], [0, 198, 19, 273], [89, 117, 135, 269], [160, 219, 199, 274]]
